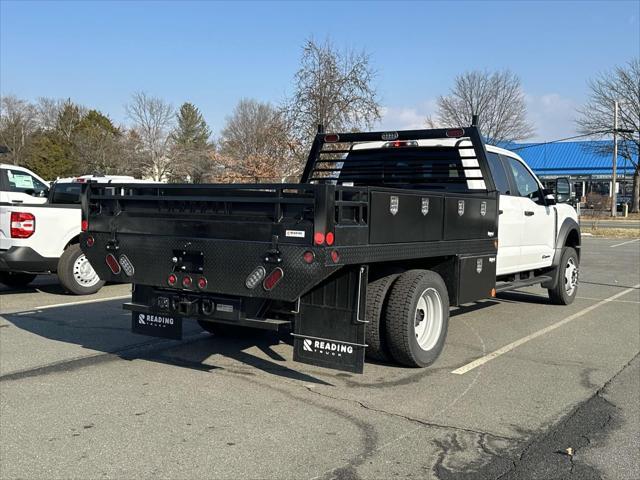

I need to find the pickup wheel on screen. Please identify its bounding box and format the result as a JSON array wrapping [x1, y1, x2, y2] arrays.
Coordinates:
[[548, 247, 579, 305], [0, 272, 37, 288], [385, 270, 449, 367], [365, 274, 399, 362], [57, 244, 105, 295]]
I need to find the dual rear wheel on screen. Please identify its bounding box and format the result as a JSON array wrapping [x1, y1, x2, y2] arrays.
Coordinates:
[[365, 269, 449, 367]]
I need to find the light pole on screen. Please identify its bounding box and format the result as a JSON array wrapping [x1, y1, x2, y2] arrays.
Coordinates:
[[611, 101, 618, 217]]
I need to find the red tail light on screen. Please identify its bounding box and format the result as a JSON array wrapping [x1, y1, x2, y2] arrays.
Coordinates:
[[263, 267, 284, 291], [197, 277, 208, 289], [167, 274, 177, 286], [182, 276, 193, 288], [81, 220, 89, 232], [10, 212, 35, 238], [303, 251, 315, 264], [330, 250, 340, 263], [86, 235, 95, 247], [314, 232, 325, 245], [105, 254, 121, 274], [324, 134, 340, 143], [325, 232, 335, 246]]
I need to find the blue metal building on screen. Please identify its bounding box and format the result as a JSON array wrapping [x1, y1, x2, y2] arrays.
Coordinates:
[[511, 141, 635, 179]]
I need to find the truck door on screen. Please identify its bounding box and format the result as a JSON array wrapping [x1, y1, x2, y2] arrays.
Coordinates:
[[486, 152, 522, 275], [0, 168, 49, 205], [503, 156, 555, 271]]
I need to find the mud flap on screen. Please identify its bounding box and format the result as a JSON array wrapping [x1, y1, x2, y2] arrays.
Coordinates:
[[293, 265, 368, 373]]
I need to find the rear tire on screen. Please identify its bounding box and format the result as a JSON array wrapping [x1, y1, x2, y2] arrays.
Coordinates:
[[548, 247, 579, 305], [385, 270, 449, 367], [0, 272, 37, 288], [364, 274, 399, 361], [57, 244, 105, 295]]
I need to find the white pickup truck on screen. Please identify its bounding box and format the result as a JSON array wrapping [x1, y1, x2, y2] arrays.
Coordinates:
[[0, 166, 150, 294]]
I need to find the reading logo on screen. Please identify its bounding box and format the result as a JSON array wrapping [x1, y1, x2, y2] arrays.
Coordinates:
[[302, 338, 353, 357], [137, 313, 174, 328]]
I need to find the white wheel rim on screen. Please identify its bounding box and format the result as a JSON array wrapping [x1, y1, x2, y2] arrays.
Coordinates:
[[564, 257, 579, 296], [414, 287, 444, 351], [73, 254, 100, 288]]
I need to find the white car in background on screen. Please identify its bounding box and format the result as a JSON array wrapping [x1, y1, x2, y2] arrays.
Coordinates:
[[1, 169, 153, 294]]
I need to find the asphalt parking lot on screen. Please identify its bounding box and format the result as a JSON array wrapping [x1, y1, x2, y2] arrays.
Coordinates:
[[1, 237, 638, 480]]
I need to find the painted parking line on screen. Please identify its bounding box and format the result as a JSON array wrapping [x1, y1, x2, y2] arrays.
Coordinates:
[[610, 238, 640, 248], [3, 294, 131, 316], [451, 283, 640, 375]]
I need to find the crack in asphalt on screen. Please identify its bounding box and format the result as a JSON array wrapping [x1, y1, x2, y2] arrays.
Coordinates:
[[304, 385, 513, 441]]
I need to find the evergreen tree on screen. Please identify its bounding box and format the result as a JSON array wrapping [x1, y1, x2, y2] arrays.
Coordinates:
[[170, 102, 213, 182], [172, 103, 211, 148]]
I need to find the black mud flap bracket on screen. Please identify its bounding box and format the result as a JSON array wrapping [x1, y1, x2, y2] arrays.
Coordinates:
[[293, 265, 368, 374]]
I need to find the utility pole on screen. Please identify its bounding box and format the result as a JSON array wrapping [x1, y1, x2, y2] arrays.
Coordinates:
[[611, 100, 618, 217]]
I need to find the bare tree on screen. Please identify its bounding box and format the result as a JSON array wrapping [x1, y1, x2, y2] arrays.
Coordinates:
[[0, 95, 37, 165], [125, 92, 174, 181], [430, 70, 534, 144], [284, 39, 381, 173], [35, 97, 66, 130], [218, 99, 296, 181], [577, 59, 640, 212]]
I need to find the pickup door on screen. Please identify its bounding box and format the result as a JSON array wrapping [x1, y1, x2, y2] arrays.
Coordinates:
[[490, 153, 555, 275], [0, 167, 49, 205]]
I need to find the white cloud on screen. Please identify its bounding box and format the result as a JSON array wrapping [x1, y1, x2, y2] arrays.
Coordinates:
[[377, 99, 437, 131], [525, 93, 579, 142]]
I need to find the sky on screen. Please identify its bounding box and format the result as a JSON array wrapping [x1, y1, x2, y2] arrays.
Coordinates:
[[1, 0, 638, 142]]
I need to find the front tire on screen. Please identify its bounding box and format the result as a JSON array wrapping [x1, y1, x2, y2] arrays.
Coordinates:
[[0, 272, 37, 288], [57, 244, 105, 295], [548, 247, 579, 305], [385, 270, 449, 367]]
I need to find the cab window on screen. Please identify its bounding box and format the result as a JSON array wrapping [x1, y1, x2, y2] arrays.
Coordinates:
[[50, 183, 82, 204], [486, 152, 511, 195], [505, 157, 540, 198], [3, 169, 48, 196]]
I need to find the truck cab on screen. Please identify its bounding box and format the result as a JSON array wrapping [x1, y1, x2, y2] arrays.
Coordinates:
[[0, 164, 50, 205]]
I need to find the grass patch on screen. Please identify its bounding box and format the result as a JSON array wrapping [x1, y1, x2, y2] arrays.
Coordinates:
[[583, 227, 640, 238]]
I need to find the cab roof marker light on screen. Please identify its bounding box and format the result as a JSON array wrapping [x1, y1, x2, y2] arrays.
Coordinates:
[[381, 131, 398, 141], [382, 140, 418, 148]]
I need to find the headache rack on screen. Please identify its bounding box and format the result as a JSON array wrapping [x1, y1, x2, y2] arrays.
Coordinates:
[[301, 127, 497, 193]]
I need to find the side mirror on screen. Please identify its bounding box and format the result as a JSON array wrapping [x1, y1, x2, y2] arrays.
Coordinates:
[[554, 177, 572, 204], [542, 188, 557, 205]]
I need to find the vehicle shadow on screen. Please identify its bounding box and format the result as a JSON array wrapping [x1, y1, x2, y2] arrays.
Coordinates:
[[1, 300, 331, 385], [0, 283, 68, 296]]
